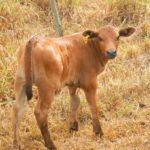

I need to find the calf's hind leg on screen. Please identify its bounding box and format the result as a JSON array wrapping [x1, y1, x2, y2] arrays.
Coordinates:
[[13, 76, 26, 147], [69, 86, 80, 132], [34, 85, 57, 150]]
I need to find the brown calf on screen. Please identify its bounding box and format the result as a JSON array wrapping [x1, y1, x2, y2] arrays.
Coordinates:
[[13, 25, 135, 150]]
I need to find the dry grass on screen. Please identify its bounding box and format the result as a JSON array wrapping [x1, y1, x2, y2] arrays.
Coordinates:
[[0, 0, 150, 150]]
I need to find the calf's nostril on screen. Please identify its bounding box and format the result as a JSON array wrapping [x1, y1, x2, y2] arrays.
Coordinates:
[[113, 51, 116, 54]]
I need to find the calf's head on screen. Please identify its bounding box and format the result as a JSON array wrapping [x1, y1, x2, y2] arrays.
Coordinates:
[[83, 25, 135, 59]]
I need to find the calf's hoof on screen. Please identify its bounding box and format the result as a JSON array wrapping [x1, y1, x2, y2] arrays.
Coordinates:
[[69, 121, 78, 132], [93, 123, 104, 137], [12, 145, 18, 150], [46, 144, 57, 150], [45, 141, 57, 150], [12, 139, 19, 150]]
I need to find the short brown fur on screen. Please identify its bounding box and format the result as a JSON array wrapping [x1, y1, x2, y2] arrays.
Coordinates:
[[13, 25, 135, 150]]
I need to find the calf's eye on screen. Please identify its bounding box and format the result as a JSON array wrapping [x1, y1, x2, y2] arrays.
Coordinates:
[[115, 36, 120, 41]]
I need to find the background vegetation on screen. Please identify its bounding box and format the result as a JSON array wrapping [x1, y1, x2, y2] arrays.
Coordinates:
[[0, 0, 150, 149]]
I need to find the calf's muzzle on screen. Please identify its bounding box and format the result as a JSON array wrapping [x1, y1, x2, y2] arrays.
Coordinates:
[[106, 49, 117, 59]]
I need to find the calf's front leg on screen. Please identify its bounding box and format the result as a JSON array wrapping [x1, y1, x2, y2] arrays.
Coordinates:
[[83, 82, 104, 136], [69, 86, 80, 132]]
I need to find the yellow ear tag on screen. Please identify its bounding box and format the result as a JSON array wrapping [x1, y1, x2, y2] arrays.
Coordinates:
[[83, 35, 90, 44]]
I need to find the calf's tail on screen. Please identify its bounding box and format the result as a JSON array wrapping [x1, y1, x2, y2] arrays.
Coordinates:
[[24, 38, 34, 100]]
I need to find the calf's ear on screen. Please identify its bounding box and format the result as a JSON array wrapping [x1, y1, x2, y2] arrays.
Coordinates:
[[119, 27, 135, 37], [82, 30, 98, 38]]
